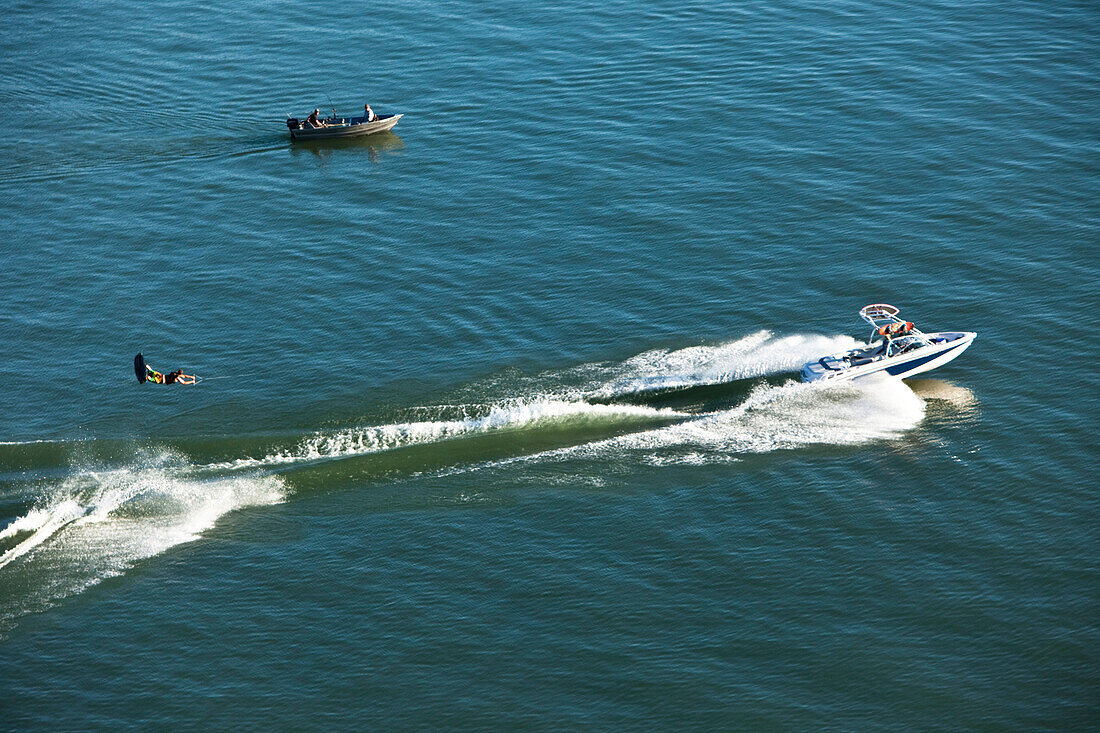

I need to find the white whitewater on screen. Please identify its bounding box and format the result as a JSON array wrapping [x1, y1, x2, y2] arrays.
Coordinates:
[[1, 332, 929, 628], [451, 334, 928, 471], [589, 331, 859, 398], [211, 399, 686, 471], [619, 376, 927, 464], [0, 452, 284, 628]]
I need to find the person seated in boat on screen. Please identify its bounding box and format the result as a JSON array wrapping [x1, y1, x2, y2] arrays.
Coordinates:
[[878, 320, 914, 357], [305, 108, 327, 128], [362, 104, 377, 123], [881, 332, 902, 357]]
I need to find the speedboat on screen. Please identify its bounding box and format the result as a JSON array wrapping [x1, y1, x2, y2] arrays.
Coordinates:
[[801, 304, 975, 382], [286, 112, 402, 141]]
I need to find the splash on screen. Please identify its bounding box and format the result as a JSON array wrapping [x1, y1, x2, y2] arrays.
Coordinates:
[[297, 400, 681, 458], [1, 331, 939, 630], [621, 375, 928, 461], [0, 452, 284, 628], [0, 502, 85, 570], [210, 399, 686, 471], [434, 337, 928, 472], [473, 377, 926, 470], [234, 332, 864, 474], [589, 331, 858, 398]]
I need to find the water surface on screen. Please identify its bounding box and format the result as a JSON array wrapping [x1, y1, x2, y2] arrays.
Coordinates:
[[1, 0, 1097, 729]]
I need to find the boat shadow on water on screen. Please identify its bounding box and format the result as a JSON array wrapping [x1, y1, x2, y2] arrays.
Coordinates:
[[903, 377, 980, 425], [289, 132, 404, 164]]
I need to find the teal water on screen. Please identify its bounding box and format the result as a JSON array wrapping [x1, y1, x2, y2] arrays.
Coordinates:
[[1, 0, 1097, 728]]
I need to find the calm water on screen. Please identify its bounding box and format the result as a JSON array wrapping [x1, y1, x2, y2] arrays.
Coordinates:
[[1, 0, 1097, 729]]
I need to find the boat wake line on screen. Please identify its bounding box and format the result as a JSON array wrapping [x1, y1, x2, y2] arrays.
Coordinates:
[[0, 331, 944, 631]]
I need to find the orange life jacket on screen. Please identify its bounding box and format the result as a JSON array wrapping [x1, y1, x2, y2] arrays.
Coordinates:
[[877, 321, 914, 337]]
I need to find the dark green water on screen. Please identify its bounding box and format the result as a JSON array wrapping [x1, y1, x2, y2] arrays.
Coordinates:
[[1, 0, 1097, 728]]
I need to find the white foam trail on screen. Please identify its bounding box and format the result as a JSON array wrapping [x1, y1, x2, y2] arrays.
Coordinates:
[[623, 375, 927, 459], [0, 508, 56, 541], [445, 376, 927, 473], [1, 331, 925, 628], [211, 332, 891, 477], [590, 331, 858, 397], [0, 502, 85, 569], [209, 400, 685, 471], [0, 452, 284, 625], [207, 333, 858, 473], [302, 400, 681, 457]]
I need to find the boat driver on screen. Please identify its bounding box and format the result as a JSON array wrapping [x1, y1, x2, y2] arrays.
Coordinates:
[[306, 109, 327, 128]]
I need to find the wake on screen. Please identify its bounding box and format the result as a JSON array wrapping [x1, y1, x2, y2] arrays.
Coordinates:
[[209, 399, 687, 472], [0, 452, 284, 629], [589, 331, 858, 398], [0, 331, 929, 630]]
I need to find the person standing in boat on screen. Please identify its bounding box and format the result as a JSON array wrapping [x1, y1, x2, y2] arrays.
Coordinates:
[[362, 104, 377, 123], [305, 108, 327, 128]]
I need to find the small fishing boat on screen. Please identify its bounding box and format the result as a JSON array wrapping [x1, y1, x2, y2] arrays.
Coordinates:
[[286, 112, 403, 141], [801, 304, 975, 382]]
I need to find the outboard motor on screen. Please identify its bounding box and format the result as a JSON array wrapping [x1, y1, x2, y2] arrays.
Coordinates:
[[286, 118, 300, 130]]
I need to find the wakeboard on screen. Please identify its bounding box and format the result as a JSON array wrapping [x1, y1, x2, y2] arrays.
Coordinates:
[[134, 353, 147, 383]]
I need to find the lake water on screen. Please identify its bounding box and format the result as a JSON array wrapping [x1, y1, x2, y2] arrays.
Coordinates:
[[1, 0, 1097, 728]]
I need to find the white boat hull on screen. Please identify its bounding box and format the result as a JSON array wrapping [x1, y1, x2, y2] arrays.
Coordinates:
[[801, 332, 976, 382], [290, 114, 402, 141]]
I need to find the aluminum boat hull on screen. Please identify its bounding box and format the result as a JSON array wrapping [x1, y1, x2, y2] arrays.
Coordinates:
[[801, 331, 976, 382], [290, 114, 402, 141]]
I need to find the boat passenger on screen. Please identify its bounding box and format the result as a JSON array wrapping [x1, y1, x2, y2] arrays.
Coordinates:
[[363, 104, 377, 123], [883, 331, 904, 357], [306, 109, 326, 128]]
